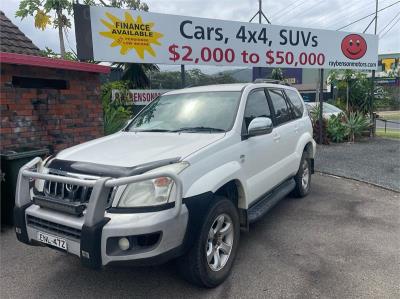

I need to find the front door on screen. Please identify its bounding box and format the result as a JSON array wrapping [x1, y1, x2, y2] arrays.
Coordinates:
[[241, 89, 281, 205]]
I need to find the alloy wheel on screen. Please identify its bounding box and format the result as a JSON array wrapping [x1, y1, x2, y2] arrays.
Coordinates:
[[301, 159, 310, 190], [206, 213, 234, 271]]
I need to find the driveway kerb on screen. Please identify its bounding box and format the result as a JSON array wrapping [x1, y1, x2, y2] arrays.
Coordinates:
[[316, 171, 400, 193]]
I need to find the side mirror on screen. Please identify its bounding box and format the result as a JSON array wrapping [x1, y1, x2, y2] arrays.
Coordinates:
[[247, 117, 273, 137]]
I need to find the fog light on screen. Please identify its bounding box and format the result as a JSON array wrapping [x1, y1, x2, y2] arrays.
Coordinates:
[[118, 237, 130, 251]]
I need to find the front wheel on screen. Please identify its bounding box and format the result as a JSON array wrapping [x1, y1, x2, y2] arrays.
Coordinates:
[[177, 197, 240, 288], [292, 153, 311, 197]]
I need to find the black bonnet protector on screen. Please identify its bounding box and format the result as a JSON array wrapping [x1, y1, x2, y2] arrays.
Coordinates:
[[47, 157, 181, 178]]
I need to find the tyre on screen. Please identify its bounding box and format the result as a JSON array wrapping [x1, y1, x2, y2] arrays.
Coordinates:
[[292, 152, 311, 198], [177, 197, 240, 288]]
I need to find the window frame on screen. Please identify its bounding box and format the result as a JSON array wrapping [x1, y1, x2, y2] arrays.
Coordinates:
[[283, 88, 304, 120]]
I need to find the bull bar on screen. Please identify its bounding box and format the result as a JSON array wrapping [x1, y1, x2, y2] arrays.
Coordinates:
[[14, 157, 184, 268]]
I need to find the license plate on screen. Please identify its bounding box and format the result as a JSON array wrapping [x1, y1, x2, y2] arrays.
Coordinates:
[[37, 231, 67, 250]]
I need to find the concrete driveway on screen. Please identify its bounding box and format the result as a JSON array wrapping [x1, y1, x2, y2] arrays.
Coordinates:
[[1, 174, 399, 298], [316, 138, 400, 191]]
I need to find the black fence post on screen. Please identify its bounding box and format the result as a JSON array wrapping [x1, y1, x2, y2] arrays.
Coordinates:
[[319, 69, 324, 144]]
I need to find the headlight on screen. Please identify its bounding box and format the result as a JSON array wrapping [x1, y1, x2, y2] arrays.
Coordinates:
[[116, 162, 189, 208]]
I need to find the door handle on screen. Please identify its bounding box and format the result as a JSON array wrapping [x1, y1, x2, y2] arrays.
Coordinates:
[[294, 125, 299, 133], [273, 133, 281, 141]]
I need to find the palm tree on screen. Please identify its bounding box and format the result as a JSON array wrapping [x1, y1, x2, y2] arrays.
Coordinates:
[[16, 0, 73, 58], [271, 68, 284, 81], [113, 63, 159, 88]]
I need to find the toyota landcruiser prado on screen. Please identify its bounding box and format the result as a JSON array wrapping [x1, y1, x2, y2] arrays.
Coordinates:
[[15, 81, 316, 287]]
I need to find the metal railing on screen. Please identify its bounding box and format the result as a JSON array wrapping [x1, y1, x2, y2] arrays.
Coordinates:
[[376, 118, 400, 133], [16, 157, 183, 227]]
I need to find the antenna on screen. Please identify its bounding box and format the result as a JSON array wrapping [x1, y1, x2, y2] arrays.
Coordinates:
[[249, 0, 271, 24], [250, 0, 271, 81]]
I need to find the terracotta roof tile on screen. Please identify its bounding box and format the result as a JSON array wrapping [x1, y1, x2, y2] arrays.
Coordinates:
[[0, 10, 42, 56]]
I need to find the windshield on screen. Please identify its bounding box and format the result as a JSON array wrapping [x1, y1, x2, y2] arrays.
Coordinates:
[[305, 103, 342, 114], [323, 103, 342, 113], [126, 91, 241, 132]]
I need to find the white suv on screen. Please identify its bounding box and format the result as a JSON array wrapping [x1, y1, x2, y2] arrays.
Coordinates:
[[15, 82, 316, 287]]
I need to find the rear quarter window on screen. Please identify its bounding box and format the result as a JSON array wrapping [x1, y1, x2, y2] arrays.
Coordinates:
[[285, 89, 304, 119], [267, 89, 292, 125]]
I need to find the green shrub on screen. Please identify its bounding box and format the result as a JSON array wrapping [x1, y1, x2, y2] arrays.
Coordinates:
[[327, 113, 348, 143], [103, 106, 131, 135], [333, 98, 347, 112], [309, 104, 320, 123], [101, 81, 132, 135], [344, 112, 369, 142]]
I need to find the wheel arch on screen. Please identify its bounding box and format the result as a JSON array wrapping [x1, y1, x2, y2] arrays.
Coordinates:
[[304, 141, 314, 158], [214, 179, 247, 229], [214, 179, 246, 210], [294, 133, 315, 168], [184, 161, 246, 204], [184, 161, 247, 229]]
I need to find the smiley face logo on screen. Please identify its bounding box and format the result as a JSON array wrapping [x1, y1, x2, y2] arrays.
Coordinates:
[[341, 34, 367, 60]]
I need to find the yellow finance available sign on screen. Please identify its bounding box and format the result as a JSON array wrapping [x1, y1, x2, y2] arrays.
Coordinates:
[[99, 12, 163, 58]]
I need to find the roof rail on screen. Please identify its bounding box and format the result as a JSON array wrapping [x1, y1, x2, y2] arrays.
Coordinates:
[[253, 79, 291, 86]]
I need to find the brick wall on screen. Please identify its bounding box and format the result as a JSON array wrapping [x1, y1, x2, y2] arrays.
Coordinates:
[[0, 64, 104, 153]]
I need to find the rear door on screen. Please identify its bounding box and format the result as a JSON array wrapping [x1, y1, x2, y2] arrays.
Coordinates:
[[266, 88, 297, 179], [283, 88, 308, 174], [284, 88, 307, 137]]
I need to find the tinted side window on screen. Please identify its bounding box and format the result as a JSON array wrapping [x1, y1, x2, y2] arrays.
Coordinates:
[[285, 89, 304, 118], [268, 89, 292, 125], [243, 90, 271, 131]]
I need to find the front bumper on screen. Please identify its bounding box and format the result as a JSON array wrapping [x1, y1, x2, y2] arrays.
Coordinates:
[[14, 157, 187, 268]]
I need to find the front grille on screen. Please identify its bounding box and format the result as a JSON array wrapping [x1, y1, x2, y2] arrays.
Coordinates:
[[27, 215, 81, 240], [43, 179, 92, 203], [34, 171, 114, 215]]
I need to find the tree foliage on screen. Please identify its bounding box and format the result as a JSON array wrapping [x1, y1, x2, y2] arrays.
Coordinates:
[[327, 113, 348, 143], [85, 0, 148, 10], [270, 68, 284, 81], [328, 70, 374, 114], [16, 0, 73, 57], [114, 63, 159, 88], [149, 69, 237, 89], [101, 81, 132, 135], [39, 46, 77, 60]]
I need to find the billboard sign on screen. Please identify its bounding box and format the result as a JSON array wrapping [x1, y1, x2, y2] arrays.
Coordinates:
[[74, 5, 379, 70]]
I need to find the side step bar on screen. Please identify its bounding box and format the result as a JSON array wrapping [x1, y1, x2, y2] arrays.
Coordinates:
[[248, 178, 295, 223]]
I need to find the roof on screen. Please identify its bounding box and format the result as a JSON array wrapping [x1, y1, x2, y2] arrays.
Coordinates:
[[0, 52, 110, 74], [0, 11, 42, 56], [166, 82, 297, 95]]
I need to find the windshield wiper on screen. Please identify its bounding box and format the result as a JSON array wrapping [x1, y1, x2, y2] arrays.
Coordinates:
[[172, 126, 226, 133], [133, 129, 173, 132]]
